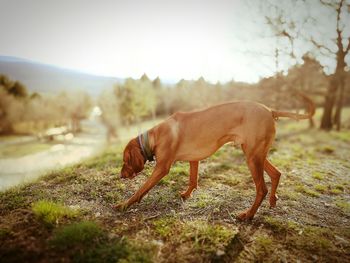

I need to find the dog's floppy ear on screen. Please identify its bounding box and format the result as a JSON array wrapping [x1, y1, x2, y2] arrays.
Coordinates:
[[130, 145, 145, 172], [124, 146, 131, 164]]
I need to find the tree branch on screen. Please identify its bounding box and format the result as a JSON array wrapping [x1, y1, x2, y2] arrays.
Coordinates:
[[345, 37, 350, 54], [309, 37, 335, 55], [319, 0, 337, 8]]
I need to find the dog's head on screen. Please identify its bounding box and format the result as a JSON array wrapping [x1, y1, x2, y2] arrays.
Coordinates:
[[120, 138, 146, 179]]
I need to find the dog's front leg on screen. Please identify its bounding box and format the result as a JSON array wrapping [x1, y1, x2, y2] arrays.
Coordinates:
[[114, 162, 171, 211], [181, 161, 199, 199]]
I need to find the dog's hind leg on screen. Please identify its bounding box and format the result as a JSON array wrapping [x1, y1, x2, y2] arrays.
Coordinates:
[[238, 143, 268, 220], [264, 159, 281, 208], [181, 161, 199, 199]]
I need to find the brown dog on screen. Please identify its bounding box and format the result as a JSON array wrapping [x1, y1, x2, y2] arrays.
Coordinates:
[[116, 97, 315, 220]]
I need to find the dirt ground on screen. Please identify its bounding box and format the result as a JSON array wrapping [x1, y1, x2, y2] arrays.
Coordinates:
[[0, 118, 349, 262]]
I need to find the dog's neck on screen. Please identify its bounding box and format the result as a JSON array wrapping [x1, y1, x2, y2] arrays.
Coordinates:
[[138, 131, 154, 162]]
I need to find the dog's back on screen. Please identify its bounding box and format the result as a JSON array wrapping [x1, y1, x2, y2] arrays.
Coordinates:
[[156, 101, 275, 161]]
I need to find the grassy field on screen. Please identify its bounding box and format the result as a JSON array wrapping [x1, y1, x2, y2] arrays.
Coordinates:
[[0, 112, 350, 262]]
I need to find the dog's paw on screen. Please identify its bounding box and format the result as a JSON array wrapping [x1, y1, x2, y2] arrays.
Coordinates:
[[113, 202, 129, 212], [237, 210, 254, 221], [180, 191, 192, 200], [269, 194, 279, 208]]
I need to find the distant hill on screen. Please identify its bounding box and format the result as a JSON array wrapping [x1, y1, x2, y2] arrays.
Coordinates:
[[0, 56, 123, 96]]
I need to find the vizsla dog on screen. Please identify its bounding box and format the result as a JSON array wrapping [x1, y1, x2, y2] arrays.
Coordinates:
[[116, 96, 315, 220]]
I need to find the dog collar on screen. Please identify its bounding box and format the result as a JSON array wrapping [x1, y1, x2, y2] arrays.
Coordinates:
[[138, 131, 154, 162]]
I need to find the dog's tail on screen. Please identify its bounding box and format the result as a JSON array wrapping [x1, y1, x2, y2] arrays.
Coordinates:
[[271, 92, 315, 120]]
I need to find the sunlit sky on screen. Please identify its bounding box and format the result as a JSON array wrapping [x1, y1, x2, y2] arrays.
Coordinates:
[[0, 0, 345, 83]]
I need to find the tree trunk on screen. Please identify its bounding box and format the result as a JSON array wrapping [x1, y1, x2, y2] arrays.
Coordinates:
[[320, 77, 338, 130], [320, 0, 348, 131], [333, 77, 345, 131], [0, 119, 14, 134], [309, 118, 315, 128]]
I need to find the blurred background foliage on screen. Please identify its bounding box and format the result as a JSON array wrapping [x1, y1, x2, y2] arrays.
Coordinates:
[[0, 74, 92, 135]]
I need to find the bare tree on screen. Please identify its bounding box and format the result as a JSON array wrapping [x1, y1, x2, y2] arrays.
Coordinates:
[[310, 0, 350, 130], [258, 0, 350, 130], [258, 1, 310, 111]]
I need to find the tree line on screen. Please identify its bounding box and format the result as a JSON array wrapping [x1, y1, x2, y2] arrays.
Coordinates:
[[1, 53, 348, 138], [0, 74, 92, 135], [99, 53, 349, 141]]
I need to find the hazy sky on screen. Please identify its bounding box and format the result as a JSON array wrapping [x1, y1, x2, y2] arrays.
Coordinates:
[[0, 0, 346, 83]]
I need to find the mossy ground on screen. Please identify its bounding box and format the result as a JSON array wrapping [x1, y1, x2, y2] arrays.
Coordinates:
[[1, 113, 350, 262]]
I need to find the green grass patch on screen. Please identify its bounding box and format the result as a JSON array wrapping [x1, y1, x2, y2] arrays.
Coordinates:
[[270, 157, 292, 170], [312, 171, 324, 180], [288, 226, 334, 252], [335, 200, 350, 213], [315, 184, 327, 193], [169, 163, 189, 176], [330, 130, 350, 142], [51, 221, 104, 248], [235, 164, 249, 174], [281, 190, 301, 201], [263, 216, 298, 233], [295, 185, 320, 198], [306, 157, 316, 165], [158, 162, 188, 187], [0, 189, 27, 211], [330, 188, 343, 195], [102, 190, 122, 203], [181, 220, 237, 253], [218, 175, 240, 187], [32, 200, 79, 226], [254, 234, 274, 259], [318, 145, 335, 154], [210, 162, 234, 173], [263, 217, 336, 254], [334, 184, 345, 191], [47, 166, 79, 183], [188, 191, 219, 208], [153, 217, 178, 238], [291, 144, 306, 158]]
